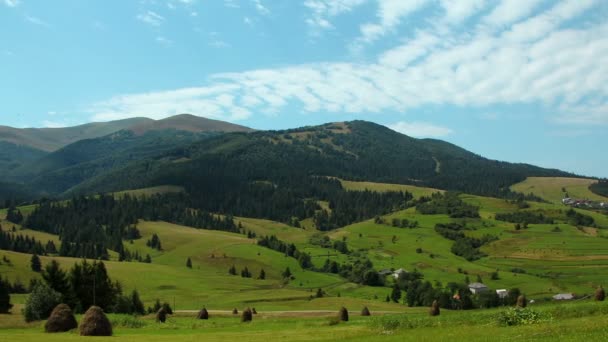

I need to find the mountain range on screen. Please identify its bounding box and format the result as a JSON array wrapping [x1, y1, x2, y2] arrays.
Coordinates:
[[0, 114, 577, 202]]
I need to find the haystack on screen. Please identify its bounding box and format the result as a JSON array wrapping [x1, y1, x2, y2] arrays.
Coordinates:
[[232, 308, 238, 315], [79, 306, 112, 336], [156, 308, 167, 323], [429, 300, 440, 316], [516, 295, 527, 308], [595, 287, 605, 301], [338, 307, 349, 322], [45, 303, 77, 333], [361, 306, 371, 316], [241, 307, 253, 322], [197, 307, 209, 320]]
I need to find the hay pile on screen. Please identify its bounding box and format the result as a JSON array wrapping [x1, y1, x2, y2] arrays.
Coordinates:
[[429, 300, 440, 316], [45, 303, 77, 333], [516, 295, 527, 308], [595, 287, 605, 301], [156, 308, 167, 323], [232, 308, 238, 315], [338, 307, 349, 322], [361, 306, 371, 316], [241, 307, 253, 322], [79, 306, 112, 336], [197, 307, 209, 320]]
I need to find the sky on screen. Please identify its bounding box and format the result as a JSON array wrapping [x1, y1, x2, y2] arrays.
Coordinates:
[[1, 0, 607, 177]]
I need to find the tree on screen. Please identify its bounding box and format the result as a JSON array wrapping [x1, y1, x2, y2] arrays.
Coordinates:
[[390, 284, 401, 303], [30, 254, 41, 272], [6, 206, 23, 224], [315, 288, 324, 298], [131, 289, 145, 315], [186, 257, 192, 269], [0, 277, 12, 313], [258, 268, 266, 280], [228, 265, 237, 275], [42, 260, 71, 303], [282, 267, 292, 279], [24, 283, 61, 322], [241, 267, 251, 278]]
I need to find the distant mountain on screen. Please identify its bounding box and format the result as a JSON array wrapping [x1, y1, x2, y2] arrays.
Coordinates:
[[1, 114, 254, 197], [66, 120, 574, 198], [0, 114, 253, 152]]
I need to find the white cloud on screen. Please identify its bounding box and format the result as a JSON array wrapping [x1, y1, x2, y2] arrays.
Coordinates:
[[42, 120, 68, 128], [136, 11, 165, 26], [440, 0, 487, 25], [388, 121, 453, 138], [88, 1, 608, 126], [4, 0, 19, 7], [481, 0, 544, 28], [156, 36, 172, 46], [25, 15, 49, 27], [358, 0, 431, 44], [253, 0, 270, 15], [304, 0, 368, 30]]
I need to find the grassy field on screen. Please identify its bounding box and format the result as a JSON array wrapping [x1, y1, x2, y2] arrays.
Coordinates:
[[511, 177, 607, 203], [339, 179, 442, 198], [3, 300, 608, 341]]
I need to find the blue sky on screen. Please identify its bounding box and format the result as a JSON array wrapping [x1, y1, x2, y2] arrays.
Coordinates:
[[1, 0, 607, 177]]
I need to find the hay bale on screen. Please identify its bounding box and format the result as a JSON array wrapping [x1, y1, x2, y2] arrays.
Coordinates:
[[232, 308, 238, 315], [595, 287, 605, 301], [45, 303, 77, 333], [241, 307, 253, 322], [338, 307, 349, 322], [79, 306, 112, 336], [251, 307, 257, 315], [156, 308, 167, 323], [361, 306, 371, 316], [429, 300, 440, 316], [516, 295, 527, 308], [197, 307, 209, 320]]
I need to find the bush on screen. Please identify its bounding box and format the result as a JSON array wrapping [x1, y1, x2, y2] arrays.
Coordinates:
[[45, 304, 78, 333], [197, 307, 209, 320], [361, 306, 371, 316], [595, 287, 605, 301], [496, 308, 545, 326], [338, 307, 349, 322], [429, 300, 440, 316], [24, 283, 62, 322], [241, 307, 253, 322], [80, 306, 112, 336]]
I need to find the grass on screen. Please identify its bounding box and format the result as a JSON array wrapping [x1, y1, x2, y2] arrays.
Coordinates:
[[511, 177, 607, 204], [112, 185, 185, 198], [3, 300, 608, 341], [339, 179, 442, 198]]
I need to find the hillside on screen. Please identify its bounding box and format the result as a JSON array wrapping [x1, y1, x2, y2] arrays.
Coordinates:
[[68, 120, 574, 199]]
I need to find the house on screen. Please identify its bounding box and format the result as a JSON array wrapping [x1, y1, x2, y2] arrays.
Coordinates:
[[378, 269, 393, 277], [553, 293, 575, 300], [496, 289, 508, 299], [468, 282, 488, 294], [393, 268, 408, 279]]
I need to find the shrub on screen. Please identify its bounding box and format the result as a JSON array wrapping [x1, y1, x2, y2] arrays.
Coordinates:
[[516, 294, 527, 308], [241, 307, 253, 322], [45, 304, 78, 333], [496, 308, 545, 326], [429, 300, 440, 316], [79, 306, 112, 336], [595, 287, 605, 301], [156, 308, 167, 323], [197, 307, 209, 320], [24, 283, 62, 322], [338, 307, 349, 322], [361, 306, 371, 316]]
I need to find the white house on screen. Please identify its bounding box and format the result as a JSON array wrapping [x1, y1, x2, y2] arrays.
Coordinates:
[[553, 293, 575, 300], [393, 268, 407, 279], [468, 282, 488, 294], [496, 289, 508, 299]]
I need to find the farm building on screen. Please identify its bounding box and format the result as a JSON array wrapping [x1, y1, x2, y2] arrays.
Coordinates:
[[468, 283, 488, 294], [496, 289, 508, 299], [393, 268, 408, 279], [553, 293, 575, 300]]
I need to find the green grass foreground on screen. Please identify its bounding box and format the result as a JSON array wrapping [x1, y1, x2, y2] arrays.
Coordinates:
[[3, 301, 608, 341]]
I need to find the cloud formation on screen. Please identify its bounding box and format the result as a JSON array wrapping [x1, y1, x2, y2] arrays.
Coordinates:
[[388, 121, 452, 138], [136, 11, 165, 26], [90, 0, 608, 126]]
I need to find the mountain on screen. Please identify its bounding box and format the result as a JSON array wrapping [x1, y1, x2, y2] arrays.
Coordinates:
[[1, 114, 254, 196], [66, 120, 573, 199], [0, 114, 253, 152]]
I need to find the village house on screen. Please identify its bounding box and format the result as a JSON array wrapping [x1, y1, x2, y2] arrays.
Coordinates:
[[468, 282, 488, 294], [496, 289, 508, 299], [393, 268, 407, 279]]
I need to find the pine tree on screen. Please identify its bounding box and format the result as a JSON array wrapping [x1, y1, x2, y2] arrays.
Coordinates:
[[131, 289, 145, 315], [186, 257, 192, 269], [282, 267, 292, 279], [0, 277, 12, 313], [258, 268, 266, 280], [390, 284, 401, 303], [228, 265, 237, 275], [30, 254, 41, 272]]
